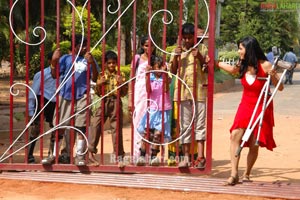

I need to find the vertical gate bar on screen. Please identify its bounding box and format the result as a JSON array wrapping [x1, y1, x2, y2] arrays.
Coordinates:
[[100, 0, 106, 165], [191, 0, 199, 166], [85, 0, 91, 164], [160, 0, 168, 166], [146, 0, 152, 165], [130, 0, 137, 162], [162, 0, 167, 62], [205, 0, 216, 173], [54, 0, 60, 163], [176, 0, 184, 165], [9, 0, 14, 163], [25, 0, 29, 163], [147, 0, 152, 56], [162, 1, 167, 61], [56, 0, 60, 46], [70, 0, 76, 165], [39, 0, 45, 160], [116, 0, 122, 160]]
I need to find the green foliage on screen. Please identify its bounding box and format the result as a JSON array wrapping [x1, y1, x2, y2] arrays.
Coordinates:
[[120, 64, 131, 80], [92, 48, 102, 67], [52, 41, 71, 55], [165, 45, 176, 62], [29, 53, 41, 79], [121, 96, 129, 117], [62, 6, 101, 46], [0, 16, 9, 60], [133, 1, 180, 47], [218, 42, 237, 52], [220, 1, 300, 53], [14, 112, 24, 121], [91, 45, 113, 67], [218, 51, 239, 60], [184, 0, 209, 30]]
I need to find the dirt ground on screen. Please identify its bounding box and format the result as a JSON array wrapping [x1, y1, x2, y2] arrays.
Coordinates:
[[0, 179, 287, 200], [0, 62, 299, 199]]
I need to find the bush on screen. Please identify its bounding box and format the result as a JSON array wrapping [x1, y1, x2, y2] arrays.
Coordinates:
[[218, 50, 239, 60], [165, 45, 176, 61], [91, 48, 102, 66], [52, 41, 71, 55], [120, 64, 131, 80]]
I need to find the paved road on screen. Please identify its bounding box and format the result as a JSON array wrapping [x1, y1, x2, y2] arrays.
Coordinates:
[[214, 70, 300, 117]]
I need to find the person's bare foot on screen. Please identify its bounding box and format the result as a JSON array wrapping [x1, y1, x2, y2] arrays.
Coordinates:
[[88, 152, 99, 166]]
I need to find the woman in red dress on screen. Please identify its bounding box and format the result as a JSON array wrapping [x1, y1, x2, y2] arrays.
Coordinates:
[[217, 36, 284, 186]]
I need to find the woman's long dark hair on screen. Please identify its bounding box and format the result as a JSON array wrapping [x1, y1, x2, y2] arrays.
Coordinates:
[[136, 35, 156, 56], [237, 36, 267, 77]]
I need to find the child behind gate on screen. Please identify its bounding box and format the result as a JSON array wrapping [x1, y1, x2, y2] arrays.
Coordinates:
[[136, 55, 172, 166]]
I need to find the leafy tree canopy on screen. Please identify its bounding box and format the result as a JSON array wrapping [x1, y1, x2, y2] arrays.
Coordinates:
[[220, 0, 300, 56], [62, 6, 101, 47]]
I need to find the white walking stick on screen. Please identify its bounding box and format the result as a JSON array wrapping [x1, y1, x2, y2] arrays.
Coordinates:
[[236, 57, 292, 157], [254, 57, 278, 146]]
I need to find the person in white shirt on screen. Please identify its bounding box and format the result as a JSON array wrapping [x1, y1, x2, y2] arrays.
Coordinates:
[[283, 47, 297, 84]]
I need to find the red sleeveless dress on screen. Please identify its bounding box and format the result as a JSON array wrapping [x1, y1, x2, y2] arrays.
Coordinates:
[[230, 62, 276, 151]]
